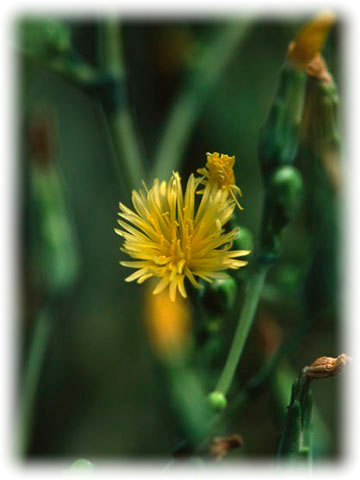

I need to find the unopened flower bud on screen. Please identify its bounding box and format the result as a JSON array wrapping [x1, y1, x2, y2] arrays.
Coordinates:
[[269, 166, 303, 228], [287, 11, 336, 70], [207, 391, 227, 411], [306, 353, 350, 379], [201, 277, 237, 316], [259, 167, 303, 261]]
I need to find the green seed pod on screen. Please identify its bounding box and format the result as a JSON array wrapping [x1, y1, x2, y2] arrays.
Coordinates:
[[259, 166, 303, 261], [207, 391, 227, 411], [268, 165, 304, 230], [201, 277, 237, 316]]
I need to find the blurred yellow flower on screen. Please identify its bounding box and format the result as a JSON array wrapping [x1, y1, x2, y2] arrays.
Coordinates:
[[197, 152, 243, 210], [287, 11, 336, 70], [115, 171, 249, 302], [144, 280, 191, 360]]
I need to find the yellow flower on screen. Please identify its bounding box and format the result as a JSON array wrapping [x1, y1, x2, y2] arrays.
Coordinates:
[[144, 280, 191, 361], [115, 171, 249, 301], [287, 11, 336, 70], [197, 152, 243, 210]]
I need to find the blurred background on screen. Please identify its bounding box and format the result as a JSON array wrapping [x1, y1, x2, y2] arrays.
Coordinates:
[[18, 15, 341, 461]]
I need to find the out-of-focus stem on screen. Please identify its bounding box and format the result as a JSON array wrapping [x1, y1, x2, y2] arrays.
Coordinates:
[[98, 20, 146, 196], [19, 46, 98, 86], [228, 318, 310, 412], [153, 20, 253, 180], [19, 306, 51, 456]]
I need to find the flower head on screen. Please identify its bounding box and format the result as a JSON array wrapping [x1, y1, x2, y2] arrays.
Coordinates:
[[115, 171, 249, 301], [197, 152, 243, 210]]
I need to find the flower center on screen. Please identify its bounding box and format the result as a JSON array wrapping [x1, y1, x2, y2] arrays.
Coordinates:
[[158, 213, 195, 276]]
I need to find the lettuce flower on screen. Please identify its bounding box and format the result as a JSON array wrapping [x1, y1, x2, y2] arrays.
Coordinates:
[[115, 163, 249, 301]]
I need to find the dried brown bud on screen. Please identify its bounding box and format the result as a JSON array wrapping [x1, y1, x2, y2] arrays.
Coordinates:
[[306, 353, 350, 379], [209, 434, 244, 461]]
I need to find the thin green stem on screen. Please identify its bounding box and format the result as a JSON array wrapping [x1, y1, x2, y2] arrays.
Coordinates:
[[272, 360, 331, 458], [19, 47, 98, 87], [98, 20, 146, 195], [215, 264, 268, 396], [152, 20, 253, 180], [19, 306, 51, 456], [109, 109, 145, 192]]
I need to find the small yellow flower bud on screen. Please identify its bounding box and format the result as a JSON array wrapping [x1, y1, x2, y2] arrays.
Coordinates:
[[287, 11, 336, 70], [306, 353, 350, 379], [197, 152, 243, 211]]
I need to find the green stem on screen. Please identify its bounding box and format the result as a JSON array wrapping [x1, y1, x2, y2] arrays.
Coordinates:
[[167, 362, 210, 445], [272, 360, 331, 450], [19, 47, 98, 87], [215, 264, 268, 396], [152, 20, 253, 180], [19, 306, 51, 456], [109, 109, 145, 192], [98, 20, 146, 195]]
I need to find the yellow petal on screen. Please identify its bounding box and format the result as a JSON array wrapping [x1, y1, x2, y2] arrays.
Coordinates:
[[152, 277, 170, 295]]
